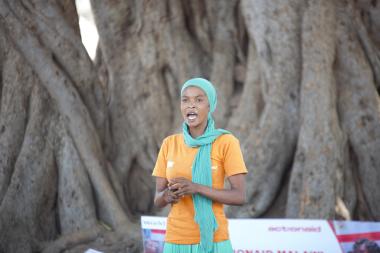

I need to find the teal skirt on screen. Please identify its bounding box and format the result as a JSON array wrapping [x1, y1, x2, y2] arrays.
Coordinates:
[[163, 240, 233, 253]]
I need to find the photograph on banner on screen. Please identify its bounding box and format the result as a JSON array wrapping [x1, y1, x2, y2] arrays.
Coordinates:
[[142, 229, 165, 253], [141, 216, 166, 253], [331, 220, 380, 253]]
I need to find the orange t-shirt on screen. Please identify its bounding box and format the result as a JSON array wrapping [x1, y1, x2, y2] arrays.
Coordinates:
[[152, 133, 248, 244]]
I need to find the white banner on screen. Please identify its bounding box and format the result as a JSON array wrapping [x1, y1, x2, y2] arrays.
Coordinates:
[[141, 216, 380, 253]]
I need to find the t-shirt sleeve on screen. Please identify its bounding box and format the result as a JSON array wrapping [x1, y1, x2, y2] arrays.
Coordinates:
[[152, 138, 168, 178], [223, 135, 248, 177]]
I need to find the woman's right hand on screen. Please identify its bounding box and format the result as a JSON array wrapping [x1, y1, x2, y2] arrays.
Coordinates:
[[154, 177, 181, 207], [163, 188, 180, 204]]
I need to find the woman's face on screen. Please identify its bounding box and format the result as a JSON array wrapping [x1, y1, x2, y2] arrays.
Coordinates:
[[181, 86, 209, 130]]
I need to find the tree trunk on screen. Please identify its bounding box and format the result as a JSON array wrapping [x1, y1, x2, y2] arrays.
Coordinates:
[[286, 0, 346, 218], [0, 0, 139, 252], [0, 0, 379, 252]]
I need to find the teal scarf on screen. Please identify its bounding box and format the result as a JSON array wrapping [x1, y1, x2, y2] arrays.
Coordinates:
[[181, 78, 229, 253]]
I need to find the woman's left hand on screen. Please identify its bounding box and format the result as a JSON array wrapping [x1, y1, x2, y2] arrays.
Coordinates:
[[168, 177, 198, 197]]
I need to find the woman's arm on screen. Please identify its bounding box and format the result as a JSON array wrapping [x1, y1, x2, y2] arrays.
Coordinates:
[[168, 173, 246, 206], [154, 177, 181, 208]]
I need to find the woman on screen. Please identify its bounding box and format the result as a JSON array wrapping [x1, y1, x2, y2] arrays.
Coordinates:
[[152, 78, 247, 253]]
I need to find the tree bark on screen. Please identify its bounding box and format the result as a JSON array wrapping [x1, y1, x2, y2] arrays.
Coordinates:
[[335, 0, 380, 220], [286, 0, 346, 218], [0, 0, 380, 252], [0, 0, 139, 252], [228, 0, 302, 218]]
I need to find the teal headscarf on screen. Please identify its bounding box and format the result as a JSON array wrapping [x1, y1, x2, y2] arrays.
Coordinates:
[[181, 78, 229, 253]]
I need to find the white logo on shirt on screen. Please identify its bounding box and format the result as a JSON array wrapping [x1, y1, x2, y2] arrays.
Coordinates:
[[211, 165, 218, 170], [167, 160, 174, 169]]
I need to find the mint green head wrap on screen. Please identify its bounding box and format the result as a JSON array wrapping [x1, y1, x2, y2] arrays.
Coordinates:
[[180, 77, 229, 253], [181, 77, 217, 114]]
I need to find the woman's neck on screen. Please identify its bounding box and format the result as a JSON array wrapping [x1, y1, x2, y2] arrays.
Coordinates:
[[189, 121, 208, 138], [189, 128, 203, 138]]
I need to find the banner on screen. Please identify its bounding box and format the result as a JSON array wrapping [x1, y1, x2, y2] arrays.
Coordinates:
[[141, 216, 380, 253]]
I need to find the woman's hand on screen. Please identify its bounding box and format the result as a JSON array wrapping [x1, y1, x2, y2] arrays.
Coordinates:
[[154, 177, 180, 208], [157, 173, 246, 206], [163, 188, 180, 204], [169, 174, 247, 206], [168, 177, 199, 197]]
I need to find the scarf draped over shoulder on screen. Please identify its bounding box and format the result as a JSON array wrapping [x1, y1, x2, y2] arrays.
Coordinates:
[[181, 78, 229, 253]]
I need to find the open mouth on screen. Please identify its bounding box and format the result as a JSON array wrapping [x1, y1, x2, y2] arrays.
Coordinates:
[[187, 112, 198, 120]]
